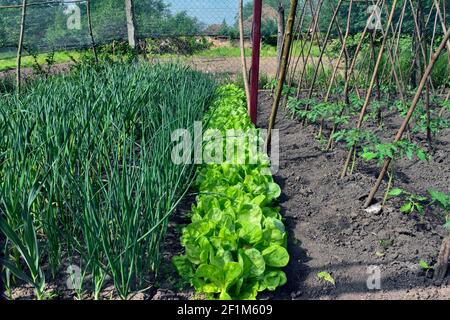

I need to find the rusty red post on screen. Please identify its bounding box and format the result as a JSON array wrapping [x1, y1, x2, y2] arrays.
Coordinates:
[[249, 0, 263, 125]]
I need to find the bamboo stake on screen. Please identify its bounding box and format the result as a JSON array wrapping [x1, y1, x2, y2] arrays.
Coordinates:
[[380, 0, 407, 93], [325, 0, 354, 103], [16, 0, 27, 94], [377, 0, 406, 101], [317, 0, 354, 138], [276, 2, 286, 80], [341, 0, 398, 179], [364, 27, 450, 208], [0, 0, 83, 9], [287, 0, 311, 76], [267, 0, 299, 150], [434, 237, 450, 281], [326, 0, 383, 150], [281, 0, 310, 109], [296, 0, 324, 98], [239, 0, 251, 108], [407, 0, 446, 90], [306, 0, 344, 100], [432, 0, 450, 56]]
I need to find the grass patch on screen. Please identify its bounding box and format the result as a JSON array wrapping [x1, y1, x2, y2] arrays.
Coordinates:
[[0, 51, 81, 72]]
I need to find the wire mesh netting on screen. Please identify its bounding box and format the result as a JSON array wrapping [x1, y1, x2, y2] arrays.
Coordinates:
[[0, 0, 256, 57], [0, 1, 448, 82]]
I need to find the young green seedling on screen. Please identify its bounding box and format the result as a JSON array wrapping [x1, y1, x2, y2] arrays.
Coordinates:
[[317, 272, 335, 285], [419, 259, 433, 277], [333, 129, 380, 175], [387, 188, 428, 214], [362, 140, 429, 206], [428, 189, 450, 228]]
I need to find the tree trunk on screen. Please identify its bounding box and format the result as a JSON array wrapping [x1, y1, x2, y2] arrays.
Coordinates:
[[125, 0, 137, 49]]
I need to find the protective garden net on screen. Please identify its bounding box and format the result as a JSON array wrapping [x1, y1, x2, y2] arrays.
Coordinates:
[[0, 0, 258, 58]]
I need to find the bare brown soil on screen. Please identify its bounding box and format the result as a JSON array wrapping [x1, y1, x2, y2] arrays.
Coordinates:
[[257, 92, 450, 300]]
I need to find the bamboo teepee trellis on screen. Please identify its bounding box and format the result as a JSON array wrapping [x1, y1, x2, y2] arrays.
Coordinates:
[[266, 0, 449, 208]]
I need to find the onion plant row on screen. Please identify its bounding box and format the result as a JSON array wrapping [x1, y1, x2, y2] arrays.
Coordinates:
[[0, 63, 217, 299]]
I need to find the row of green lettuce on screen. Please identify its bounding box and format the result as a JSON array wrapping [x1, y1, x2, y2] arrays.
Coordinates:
[[172, 85, 289, 300]]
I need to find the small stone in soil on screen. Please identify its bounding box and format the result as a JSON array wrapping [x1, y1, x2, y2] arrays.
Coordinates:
[[290, 291, 303, 299], [364, 203, 383, 215]]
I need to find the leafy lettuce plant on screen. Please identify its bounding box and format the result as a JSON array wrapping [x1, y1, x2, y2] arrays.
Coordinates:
[[173, 85, 289, 300]]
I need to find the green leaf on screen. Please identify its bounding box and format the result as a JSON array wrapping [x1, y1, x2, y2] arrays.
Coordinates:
[[428, 189, 450, 210], [172, 256, 194, 281], [400, 202, 413, 213], [261, 270, 287, 291], [317, 271, 335, 285], [238, 221, 263, 244], [0, 258, 36, 287], [419, 260, 431, 270], [388, 188, 403, 197], [416, 149, 428, 161], [223, 262, 243, 290], [195, 264, 223, 289], [237, 204, 263, 226], [242, 248, 266, 277], [415, 203, 425, 214], [185, 242, 203, 265], [362, 152, 378, 161], [266, 183, 281, 200], [262, 245, 289, 268]]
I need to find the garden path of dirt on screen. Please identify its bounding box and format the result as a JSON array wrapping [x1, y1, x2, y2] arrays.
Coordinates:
[[0, 56, 337, 82]]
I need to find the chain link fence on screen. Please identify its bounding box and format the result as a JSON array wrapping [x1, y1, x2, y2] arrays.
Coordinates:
[[0, 0, 292, 82]]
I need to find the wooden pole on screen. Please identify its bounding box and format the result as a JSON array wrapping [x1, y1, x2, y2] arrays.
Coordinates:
[[281, 0, 310, 109], [341, 0, 398, 178], [432, 0, 450, 57], [325, 0, 354, 103], [326, 0, 383, 150], [86, 0, 98, 63], [239, 0, 251, 108], [267, 0, 299, 149], [364, 27, 450, 208], [295, 0, 324, 98], [249, 0, 263, 125], [276, 2, 286, 79], [16, 0, 27, 94], [306, 0, 343, 100], [434, 237, 450, 281]]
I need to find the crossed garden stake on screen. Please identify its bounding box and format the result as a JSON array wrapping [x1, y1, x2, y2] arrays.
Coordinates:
[[364, 27, 450, 209]]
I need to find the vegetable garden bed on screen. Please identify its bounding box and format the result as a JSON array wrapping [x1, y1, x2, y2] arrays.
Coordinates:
[[0, 63, 219, 300], [0, 68, 288, 300]]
